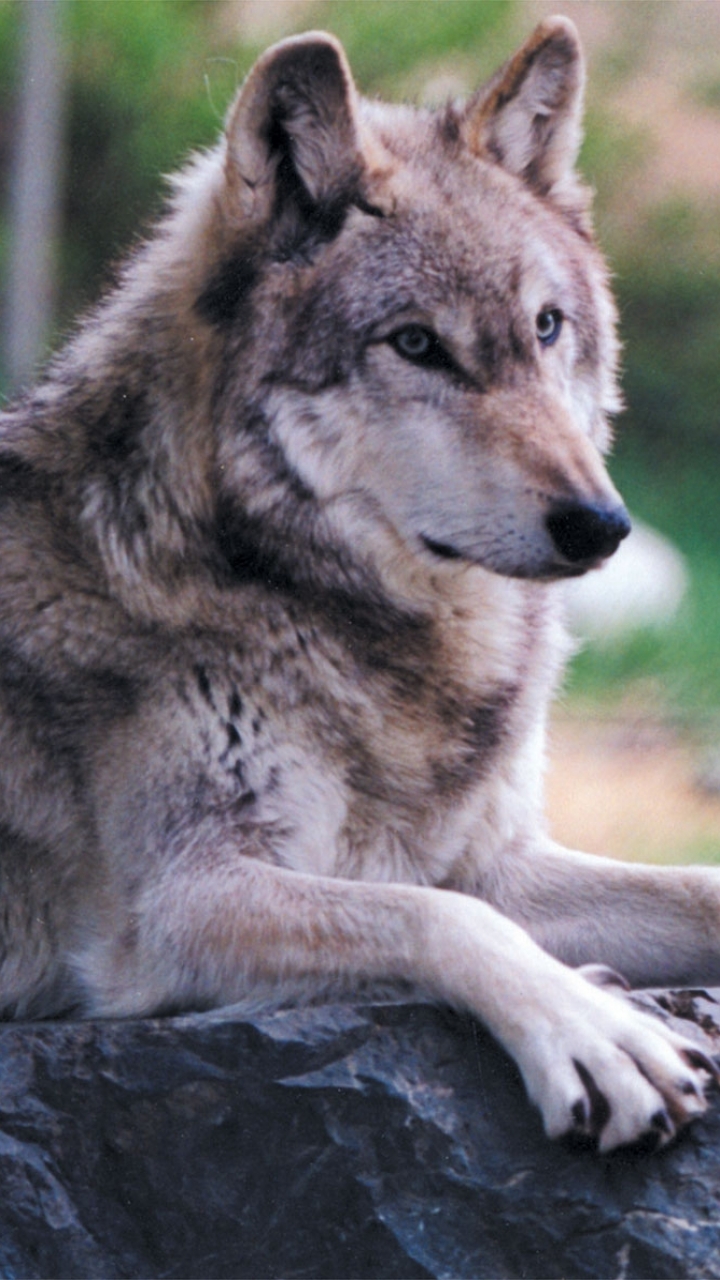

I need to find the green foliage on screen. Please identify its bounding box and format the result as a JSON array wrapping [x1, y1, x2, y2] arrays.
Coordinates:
[[690, 74, 720, 113], [58, 1, 254, 319], [578, 109, 651, 223], [566, 450, 720, 721], [311, 0, 513, 91], [617, 265, 720, 457], [0, 0, 516, 333], [566, 191, 720, 719]]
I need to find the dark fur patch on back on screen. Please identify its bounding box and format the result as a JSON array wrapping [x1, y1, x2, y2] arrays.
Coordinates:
[[213, 501, 297, 592], [0, 647, 139, 726], [212, 438, 316, 589], [0, 647, 139, 807], [196, 251, 261, 328], [86, 667, 139, 716], [86, 385, 149, 466], [0, 453, 50, 504]]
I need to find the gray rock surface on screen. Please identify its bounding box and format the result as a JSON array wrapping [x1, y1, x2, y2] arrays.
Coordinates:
[[1, 993, 720, 1279]]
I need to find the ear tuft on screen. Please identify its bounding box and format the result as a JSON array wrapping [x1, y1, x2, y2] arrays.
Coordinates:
[[224, 32, 363, 225], [464, 16, 585, 199]]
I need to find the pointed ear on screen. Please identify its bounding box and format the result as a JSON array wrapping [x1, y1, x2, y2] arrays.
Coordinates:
[[464, 17, 585, 198], [223, 32, 363, 229]]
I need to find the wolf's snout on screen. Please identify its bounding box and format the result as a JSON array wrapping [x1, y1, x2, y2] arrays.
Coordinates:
[[545, 500, 631, 567]]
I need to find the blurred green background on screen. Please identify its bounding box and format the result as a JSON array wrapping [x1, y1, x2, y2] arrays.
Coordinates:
[[1, 0, 720, 856]]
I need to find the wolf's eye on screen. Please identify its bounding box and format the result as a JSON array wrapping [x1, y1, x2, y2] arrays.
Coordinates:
[[536, 308, 564, 347], [392, 325, 432, 360], [388, 325, 456, 373]]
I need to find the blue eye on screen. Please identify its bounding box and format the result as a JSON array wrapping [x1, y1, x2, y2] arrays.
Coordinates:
[[390, 325, 436, 361], [536, 308, 563, 347], [394, 326, 430, 358], [388, 325, 456, 373]]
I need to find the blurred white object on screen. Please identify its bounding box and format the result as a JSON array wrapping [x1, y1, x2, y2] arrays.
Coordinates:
[[566, 519, 687, 640]]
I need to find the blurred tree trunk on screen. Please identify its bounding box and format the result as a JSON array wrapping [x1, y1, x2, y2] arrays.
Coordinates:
[[6, 2, 66, 393]]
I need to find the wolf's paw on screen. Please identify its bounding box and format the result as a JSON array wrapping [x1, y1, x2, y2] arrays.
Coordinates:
[[519, 978, 717, 1152]]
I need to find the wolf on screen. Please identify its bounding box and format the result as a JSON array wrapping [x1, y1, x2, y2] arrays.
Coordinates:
[[0, 15, 718, 1152]]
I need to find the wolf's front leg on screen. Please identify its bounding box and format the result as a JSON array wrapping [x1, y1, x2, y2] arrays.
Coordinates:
[[76, 857, 714, 1151], [420, 883, 714, 1150], [474, 838, 720, 988]]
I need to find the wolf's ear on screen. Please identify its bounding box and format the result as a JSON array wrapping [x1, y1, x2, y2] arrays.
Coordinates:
[[224, 32, 363, 230], [464, 17, 584, 199]]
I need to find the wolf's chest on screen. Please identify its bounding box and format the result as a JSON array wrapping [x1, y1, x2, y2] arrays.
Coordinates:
[[165, 633, 529, 885]]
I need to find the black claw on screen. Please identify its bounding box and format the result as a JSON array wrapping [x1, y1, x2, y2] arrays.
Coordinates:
[[571, 1098, 588, 1129], [651, 1109, 672, 1135], [681, 1046, 720, 1084], [680, 1078, 702, 1097], [573, 1059, 611, 1136]]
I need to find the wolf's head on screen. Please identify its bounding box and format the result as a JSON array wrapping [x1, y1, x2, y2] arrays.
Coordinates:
[[189, 16, 628, 587], [65, 18, 629, 597]]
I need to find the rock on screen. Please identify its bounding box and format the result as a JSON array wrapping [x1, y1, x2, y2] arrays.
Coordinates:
[[1, 993, 720, 1279]]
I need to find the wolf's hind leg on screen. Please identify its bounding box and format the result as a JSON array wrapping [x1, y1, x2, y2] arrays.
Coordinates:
[[75, 856, 715, 1151]]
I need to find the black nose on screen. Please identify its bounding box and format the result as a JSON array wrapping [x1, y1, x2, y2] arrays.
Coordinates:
[[546, 500, 631, 565]]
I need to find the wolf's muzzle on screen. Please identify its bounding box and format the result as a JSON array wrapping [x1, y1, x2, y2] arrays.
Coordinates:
[[545, 500, 631, 567]]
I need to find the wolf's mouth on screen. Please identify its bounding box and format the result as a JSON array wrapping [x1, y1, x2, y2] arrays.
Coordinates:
[[421, 535, 589, 581], [421, 499, 631, 581], [421, 535, 463, 561]]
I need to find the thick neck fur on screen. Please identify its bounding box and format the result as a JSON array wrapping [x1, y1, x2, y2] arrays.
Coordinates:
[[0, 110, 568, 726], [2, 147, 362, 614]]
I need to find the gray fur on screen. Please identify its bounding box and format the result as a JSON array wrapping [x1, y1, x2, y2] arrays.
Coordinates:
[[0, 19, 717, 1152]]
